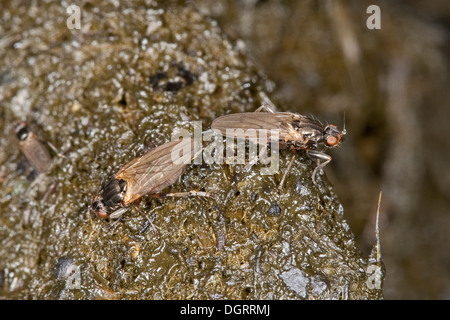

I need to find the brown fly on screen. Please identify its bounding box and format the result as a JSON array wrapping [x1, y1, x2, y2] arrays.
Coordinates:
[[14, 122, 52, 173], [211, 104, 346, 188], [91, 137, 212, 220]]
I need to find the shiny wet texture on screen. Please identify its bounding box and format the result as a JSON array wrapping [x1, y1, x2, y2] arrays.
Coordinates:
[[3, 0, 436, 299]]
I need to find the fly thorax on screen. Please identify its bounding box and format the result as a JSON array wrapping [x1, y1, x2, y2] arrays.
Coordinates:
[[303, 128, 322, 146], [102, 178, 127, 213]]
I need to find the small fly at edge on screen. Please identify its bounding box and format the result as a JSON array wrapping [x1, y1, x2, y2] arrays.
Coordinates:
[[14, 121, 52, 173]]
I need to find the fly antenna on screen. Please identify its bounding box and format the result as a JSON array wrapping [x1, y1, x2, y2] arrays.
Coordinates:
[[342, 111, 347, 135]]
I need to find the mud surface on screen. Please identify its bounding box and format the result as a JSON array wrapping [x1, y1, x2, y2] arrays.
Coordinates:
[[0, 1, 386, 299]]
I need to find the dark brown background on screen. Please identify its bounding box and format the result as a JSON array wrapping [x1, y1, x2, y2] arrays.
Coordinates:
[[199, 0, 450, 299]]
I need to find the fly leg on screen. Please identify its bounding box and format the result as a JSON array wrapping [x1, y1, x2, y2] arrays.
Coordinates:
[[108, 207, 129, 220], [307, 150, 332, 184], [105, 207, 129, 229], [137, 207, 159, 236], [257, 92, 278, 112], [243, 142, 267, 172], [255, 103, 275, 113], [153, 190, 216, 199], [278, 147, 297, 192], [46, 141, 67, 159]]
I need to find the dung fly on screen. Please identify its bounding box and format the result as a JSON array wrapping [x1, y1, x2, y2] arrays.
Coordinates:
[[91, 137, 211, 219], [211, 104, 346, 188]]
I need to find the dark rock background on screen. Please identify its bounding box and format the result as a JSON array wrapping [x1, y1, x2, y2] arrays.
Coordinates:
[[1, 0, 449, 299]]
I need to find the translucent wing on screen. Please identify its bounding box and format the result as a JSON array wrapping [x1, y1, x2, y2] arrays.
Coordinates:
[[115, 138, 194, 204], [211, 112, 321, 144], [19, 133, 52, 173], [15, 122, 51, 173]]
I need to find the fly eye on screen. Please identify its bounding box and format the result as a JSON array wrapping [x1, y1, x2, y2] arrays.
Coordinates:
[[97, 210, 108, 218], [326, 135, 339, 147], [92, 199, 108, 218], [15, 125, 29, 141]]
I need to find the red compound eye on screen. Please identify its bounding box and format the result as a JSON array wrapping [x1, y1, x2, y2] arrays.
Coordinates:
[[97, 210, 108, 218], [326, 136, 339, 147]]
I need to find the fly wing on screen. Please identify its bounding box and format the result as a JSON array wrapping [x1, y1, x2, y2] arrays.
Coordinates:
[[19, 133, 52, 173], [116, 138, 194, 203], [211, 112, 304, 143]]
